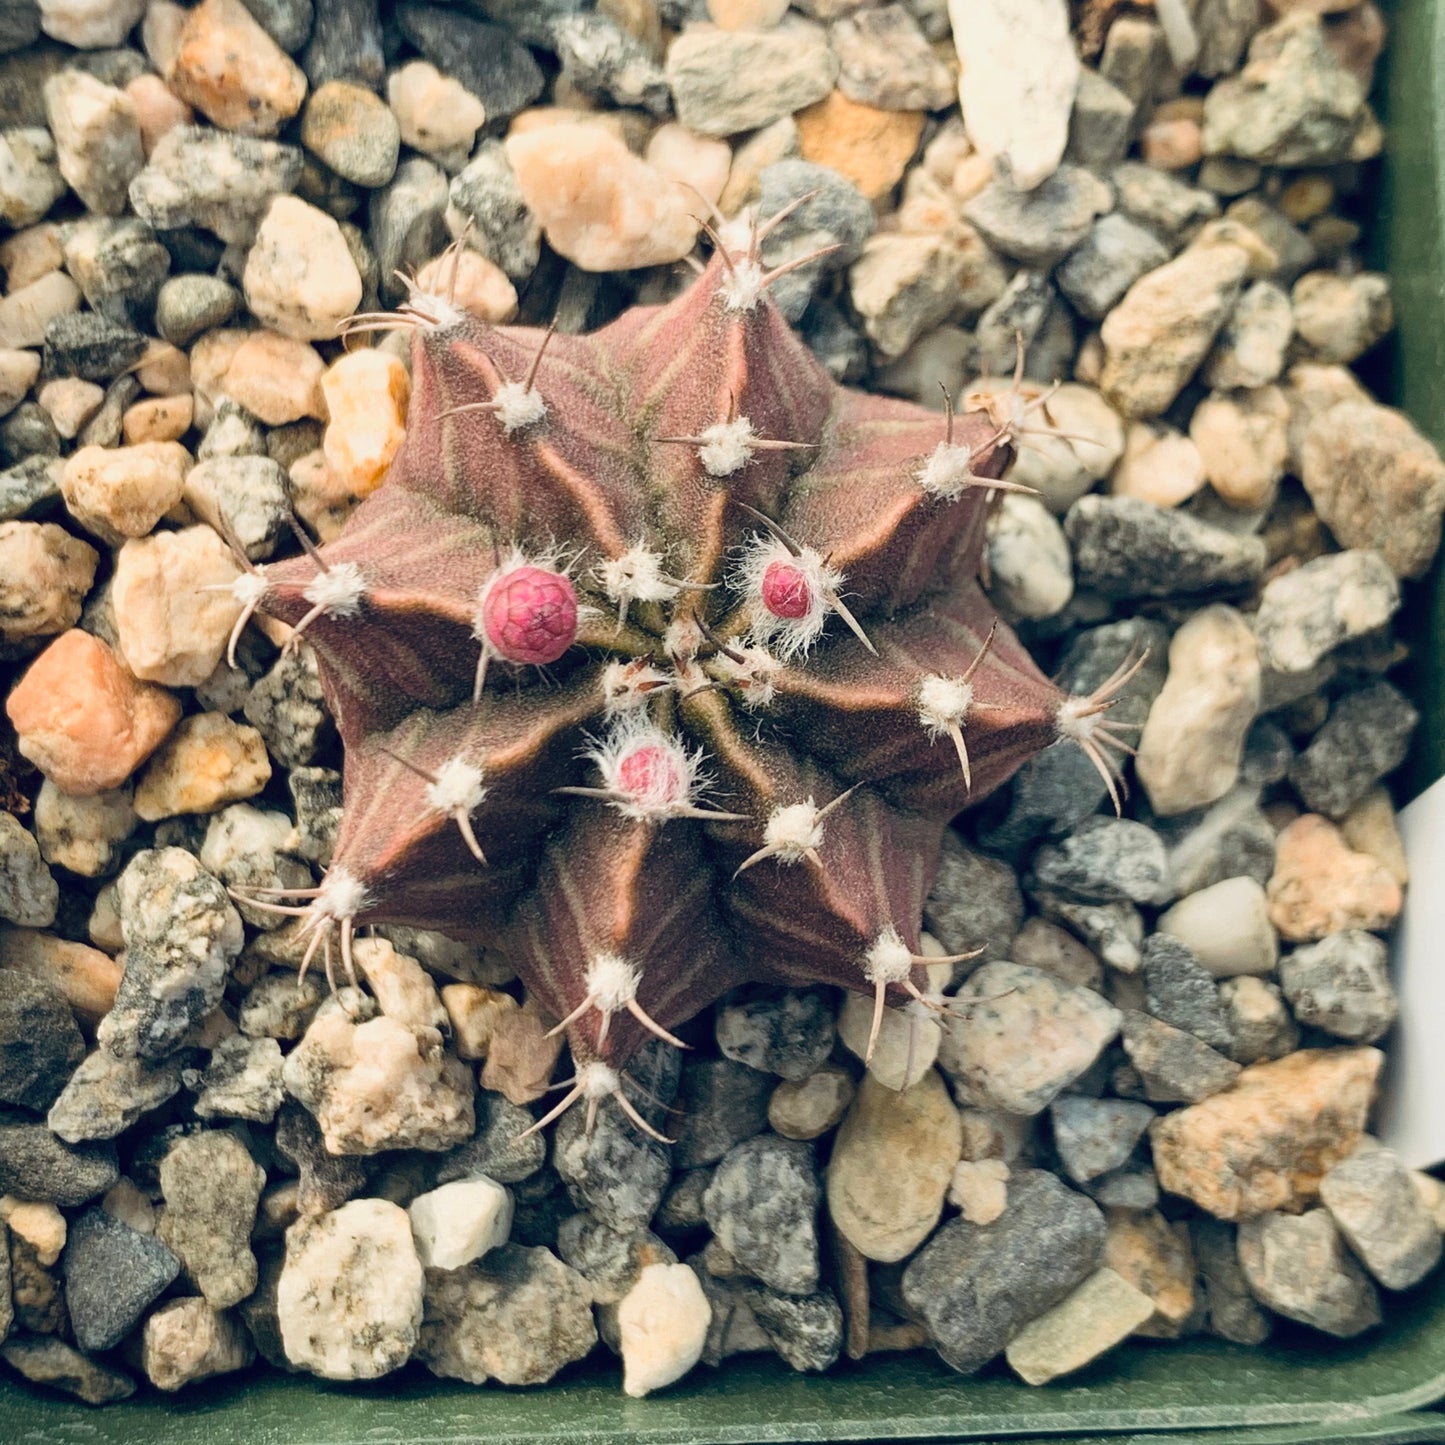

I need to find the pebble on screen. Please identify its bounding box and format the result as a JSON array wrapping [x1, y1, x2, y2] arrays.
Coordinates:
[[735, 1281, 843, 1372], [320, 346, 408, 497], [1267, 813, 1402, 943], [2, 1332, 135, 1402], [948, 1157, 1009, 1223], [1190, 385, 1290, 510], [416, 1242, 597, 1385], [478, 995, 563, 1105], [0, 519, 96, 642], [940, 962, 1120, 1115], [1150, 1046, 1382, 1219], [666, 18, 838, 136], [556, 1213, 676, 1308], [414, 246, 517, 324], [154, 276, 238, 349], [222, 328, 325, 425], [1065, 496, 1267, 599], [0, 348, 41, 417], [157, 1130, 264, 1307], [1049, 1095, 1154, 1184], [190, 1032, 286, 1121], [1279, 930, 1397, 1045], [1291, 681, 1418, 821], [129, 126, 304, 245], [1201, 13, 1375, 167], [387, 61, 486, 163], [38, 375, 103, 439], [183, 453, 290, 560], [553, 1091, 672, 1233], [833, 4, 953, 112], [169, 0, 308, 137], [1237, 1208, 1382, 1337], [47, 1047, 182, 1142], [393, 5, 544, 122], [1032, 816, 1170, 906], [1104, 1208, 1198, 1339], [438, 984, 512, 1061], [703, 1135, 820, 1294], [1100, 237, 1251, 418], [673, 1057, 772, 1170], [5, 629, 181, 793], [1293, 270, 1391, 364], [1033, 892, 1145, 975], [0, 126, 64, 227], [827, 1069, 961, 1262], [924, 830, 1023, 962], [33, 778, 136, 877], [42, 70, 144, 216], [615, 1262, 711, 1398], [1320, 1142, 1441, 1291], [446, 139, 540, 282], [1192, 1217, 1271, 1345], [962, 165, 1111, 269], [1218, 974, 1299, 1065], [112, 524, 242, 687], [901, 1168, 1105, 1374], [0, 453, 62, 520], [989, 382, 1125, 513], [1143, 934, 1233, 1051], [1011, 917, 1102, 990], [278, 1197, 425, 1379], [1253, 549, 1399, 675], [125, 72, 193, 156], [1055, 213, 1169, 321], [36, 0, 144, 47], [1163, 786, 1277, 897], [300, 79, 398, 188], [553, 13, 670, 115], [142, 1295, 253, 1392], [0, 1119, 117, 1205], [123, 393, 193, 444], [1137, 605, 1260, 817], [984, 494, 1073, 619], [795, 90, 924, 202], [0, 811, 57, 928], [408, 1176, 513, 1271], [300, 0, 383, 88], [1157, 876, 1278, 977], [62, 215, 170, 319], [1204, 279, 1294, 389], [60, 438, 190, 543], [768, 1065, 854, 1141], [0, 968, 82, 1107], [715, 987, 835, 1081], [948, 0, 1078, 191], [1005, 1266, 1155, 1385], [1119, 1011, 1242, 1104], [243, 194, 362, 341], [0, 271, 80, 352], [238, 970, 323, 1042], [273, 1100, 364, 1215], [1068, 68, 1135, 171], [62, 1204, 181, 1351], [1340, 787, 1409, 886]]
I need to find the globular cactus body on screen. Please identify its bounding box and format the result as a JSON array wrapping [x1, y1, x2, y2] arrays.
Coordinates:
[[234, 222, 1131, 1124]]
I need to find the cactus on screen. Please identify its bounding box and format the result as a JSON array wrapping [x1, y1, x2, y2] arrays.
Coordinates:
[[229, 217, 1137, 1135]]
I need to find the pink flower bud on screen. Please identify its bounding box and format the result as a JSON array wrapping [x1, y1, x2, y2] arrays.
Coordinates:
[[760, 560, 813, 619], [616, 742, 686, 809], [481, 566, 579, 665]]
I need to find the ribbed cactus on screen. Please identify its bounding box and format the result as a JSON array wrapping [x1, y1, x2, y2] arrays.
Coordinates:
[[229, 217, 1136, 1134]]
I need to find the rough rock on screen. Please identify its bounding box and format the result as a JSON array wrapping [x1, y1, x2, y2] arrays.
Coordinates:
[[1237, 1208, 1382, 1337], [1193, 1218, 1272, 1344], [715, 988, 834, 1081], [157, 1130, 264, 1308], [768, 1065, 854, 1141], [1103, 1207, 1197, 1338], [1143, 934, 1234, 1051], [0, 968, 83, 1109], [1267, 814, 1402, 943], [0, 813, 57, 929], [62, 1204, 180, 1351], [703, 1135, 820, 1294], [133, 712, 272, 821], [962, 166, 1111, 269], [190, 1032, 286, 1121], [1119, 1011, 1242, 1105], [43, 70, 144, 217], [0, 1334, 135, 1403], [243, 194, 362, 341], [0, 1121, 117, 1205], [1289, 682, 1418, 821], [169, 0, 308, 138], [1004, 1267, 1156, 1385], [47, 1048, 181, 1142], [1279, 931, 1398, 1044], [1050, 1095, 1155, 1184], [618, 1261, 711, 1397], [142, 1295, 253, 1391], [1032, 816, 1170, 906], [1320, 1143, 1442, 1290], [1253, 549, 1399, 674]]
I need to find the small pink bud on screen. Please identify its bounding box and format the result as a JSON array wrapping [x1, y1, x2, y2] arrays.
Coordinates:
[[482, 566, 579, 665], [616, 742, 686, 808], [761, 560, 813, 620]]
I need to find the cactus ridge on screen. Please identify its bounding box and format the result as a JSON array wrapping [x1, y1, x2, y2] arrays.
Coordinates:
[[232, 218, 1128, 1127]]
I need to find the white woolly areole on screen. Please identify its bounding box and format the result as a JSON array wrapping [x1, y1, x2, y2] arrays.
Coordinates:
[[491, 380, 547, 435], [662, 616, 705, 666], [710, 645, 779, 709], [1055, 694, 1100, 743], [315, 865, 371, 922], [918, 674, 974, 737], [578, 1060, 622, 1100], [302, 561, 367, 618], [596, 545, 680, 613], [733, 534, 843, 661], [720, 255, 767, 312], [763, 800, 824, 863], [230, 570, 271, 607], [696, 417, 757, 477], [586, 952, 642, 1013], [586, 713, 706, 821], [426, 757, 487, 816], [401, 286, 465, 331], [602, 659, 673, 714], [917, 441, 983, 500], [863, 926, 915, 986]]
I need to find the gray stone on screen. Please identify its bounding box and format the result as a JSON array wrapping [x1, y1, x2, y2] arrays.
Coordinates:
[[1193, 1218, 1271, 1344], [972, 269, 1054, 379], [61, 216, 168, 323], [273, 1099, 366, 1216], [703, 1135, 820, 1295], [715, 988, 835, 1081], [237, 971, 323, 1042], [658, 1167, 713, 1232], [41, 309, 145, 382], [0, 125, 64, 227], [833, 3, 953, 111], [1237, 1208, 1382, 1338], [369, 156, 449, 306], [0, 811, 56, 927], [1143, 934, 1234, 1052], [798, 296, 868, 383], [300, 0, 384, 89], [241, 0, 314, 52], [554, 1091, 672, 1234], [190, 1032, 286, 1122], [1112, 161, 1220, 239], [923, 828, 1023, 963], [980, 745, 1115, 855], [1219, 975, 1300, 1065], [0, 1122, 116, 1205], [63, 1204, 181, 1351], [298, 79, 397, 189], [1320, 1143, 1442, 1291], [556, 1212, 677, 1305], [1279, 931, 1398, 1045], [0, 2, 39, 54], [0, 1335, 135, 1403], [963, 165, 1112, 268], [1032, 817, 1170, 906], [1119, 1011, 1242, 1104], [184, 454, 289, 562], [395, 5, 545, 120], [1240, 719, 1294, 788], [245, 644, 334, 768], [1085, 1164, 1159, 1211], [434, 1089, 546, 1186], [446, 140, 540, 283], [1056, 213, 1169, 321], [1254, 550, 1399, 676], [1205, 279, 1294, 389], [1034, 890, 1146, 974], [129, 127, 304, 246], [738, 1283, 843, 1372], [552, 13, 669, 114], [1050, 1095, 1155, 1184], [901, 1168, 1106, 1374], [0, 969, 84, 1110], [47, 1048, 182, 1142], [42, 70, 143, 217], [1066, 68, 1135, 172], [673, 1057, 772, 1170], [0, 454, 63, 520], [286, 765, 342, 865], [1098, 14, 1161, 107], [1289, 681, 1417, 820], [1162, 787, 1277, 897], [1226, 196, 1318, 285]]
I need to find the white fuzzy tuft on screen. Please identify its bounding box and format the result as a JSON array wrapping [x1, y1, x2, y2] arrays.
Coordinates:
[[315, 865, 371, 922], [584, 713, 707, 822], [578, 1060, 621, 1099], [302, 562, 367, 618], [696, 417, 757, 477], [230, 570, 271, 607], [586, 952, 642, 1014], [917, 441, 983, 500], [917, 674, 974, 738], [662, 616, 705, 667], [602, 659, 674, 714], [709, 644, 779, 709], [763, 800, 824, 863], [1055, 694, 1099, 743], [733, 534, 842, 661], [720, 256, 767, 312], [596, 545, 680, 619], [404, 290, 466, 331], [426, 757, 487, 816], [491, 381, 547, 435], [863, 926, 916, 986]]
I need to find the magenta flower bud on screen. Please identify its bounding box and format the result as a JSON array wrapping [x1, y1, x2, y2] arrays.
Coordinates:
[[760, 559, 813, 619], [481, 565, 579, 665]]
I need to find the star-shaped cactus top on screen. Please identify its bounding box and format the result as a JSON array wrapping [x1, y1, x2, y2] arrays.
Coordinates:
[[233, 220, 1135, 1129]]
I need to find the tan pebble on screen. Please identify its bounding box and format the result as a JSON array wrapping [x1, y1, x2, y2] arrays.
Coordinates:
[[0, 224, 64, 290], [60, 440, 192, 545], [243, 195, 363, 342], [1110, 422, 1205, 507], [87, 882, 124, 953], [321, 348, 410, 498], [0, 927, 122, 1026], [0, 520, 98, 642], [0, 270, 82, 351], [707, 0, 790, 29], [102, 1176, 156, 1233], [947, 1158, 1009, 1225], [135, 339, 191, 396], [1339, 786, 1408, 886], [767, 1064, 854, 1141], [188, 326, 250, 426], [480, 995, 564, 1105], [352, 937, 447, 1035], [1103, 1209, 1196, 1338], [33, 779, 136, 877], [414, 250, 516, 324], [168, 0, 307, 138], [122, 394, 194, 445], [0, 348, 38, 415], [133, 711, 271, 821], [112, 524, 242, 687], [387, 61, 486, 159], [299, 80, 400, 189], [440, 984, 517, 1061], [1150, 1047, 1383, 1219], [718, 115, 798, 215], [506, 123, 703, 272], [222, 329, 325, 425], [1190, 385, 1290, 510], [37, 377, 104, 440], [0, 1196, 67, 1265], [796, 90, 923, 202], [1141, 117, 1203, 171], [1005, 1267, 1156, 1385], [4, 629, 181, 793], [645, 123, 731, 216], [1280, 173, 1334, 223], [1267, 813, 1402, 942], [950, 152, 994, 203], [125, 73, 192, 157], [288, 448, 354, 542]]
